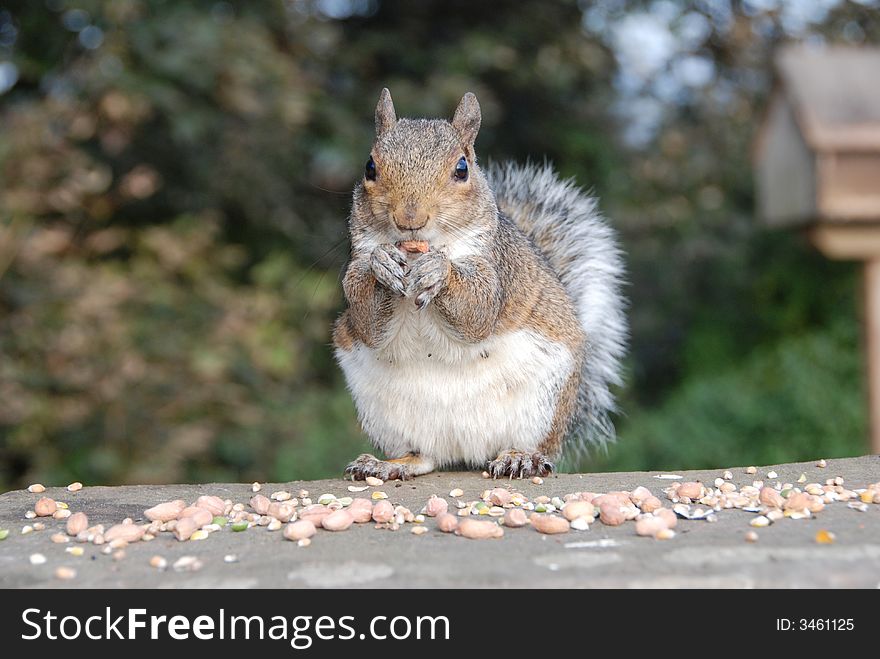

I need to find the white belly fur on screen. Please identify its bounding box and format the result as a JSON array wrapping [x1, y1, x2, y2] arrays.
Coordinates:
[[336, 302, 575, 466]]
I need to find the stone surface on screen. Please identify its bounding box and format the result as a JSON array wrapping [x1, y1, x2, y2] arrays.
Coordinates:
[[1, 456, 879, 588]]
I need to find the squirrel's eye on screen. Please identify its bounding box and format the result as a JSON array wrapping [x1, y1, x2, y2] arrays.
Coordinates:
[[454, 156, 468, 181], [365, 156, 377, 181]]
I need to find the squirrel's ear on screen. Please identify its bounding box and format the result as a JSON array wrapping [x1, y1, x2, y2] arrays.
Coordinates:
[[452, 92, 481, 152], [375, 88, 397, 137]]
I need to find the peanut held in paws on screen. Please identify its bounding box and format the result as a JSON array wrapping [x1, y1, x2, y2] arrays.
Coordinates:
[[397, 240, 429, 254]]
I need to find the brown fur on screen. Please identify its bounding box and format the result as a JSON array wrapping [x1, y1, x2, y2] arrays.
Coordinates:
[[336, 89, 589, 477]]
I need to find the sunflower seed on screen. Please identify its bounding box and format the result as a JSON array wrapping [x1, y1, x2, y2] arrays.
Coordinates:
[[817, 459, 827, 468], [746, 466, 757, 475], [297, 538, 311, 547], [750, 515, 770, 527], [348, 485, 369, 492], [371, 491, 388, 500], [65, 546, 84, 556], [29, 553, 47, 565], [224, 555, 238, 563], [411, 525, 428, 535], [449, 488, 464, 498]]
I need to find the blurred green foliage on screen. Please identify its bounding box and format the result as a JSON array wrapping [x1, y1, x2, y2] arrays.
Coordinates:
[[0, 1, 877, 489]]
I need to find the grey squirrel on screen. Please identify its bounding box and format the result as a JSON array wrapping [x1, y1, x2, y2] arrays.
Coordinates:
[[333, 89, 626, 480]]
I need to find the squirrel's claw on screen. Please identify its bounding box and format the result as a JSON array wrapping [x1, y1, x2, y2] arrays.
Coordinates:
[[344, 453, 411, 481], [370, 244, 408, 296], [488, 450, 554, 479], [406, 251, 450, 308]]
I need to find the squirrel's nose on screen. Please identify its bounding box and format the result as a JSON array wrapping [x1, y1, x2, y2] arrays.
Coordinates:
[[393, 204, 428, 231]]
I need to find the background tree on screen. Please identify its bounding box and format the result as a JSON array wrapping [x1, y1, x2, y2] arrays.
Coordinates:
[[1, 0, 877, 488]]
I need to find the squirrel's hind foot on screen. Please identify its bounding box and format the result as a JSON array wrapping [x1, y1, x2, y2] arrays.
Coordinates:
[[344, 453, 435, 481], [488, 450, 554, 479]]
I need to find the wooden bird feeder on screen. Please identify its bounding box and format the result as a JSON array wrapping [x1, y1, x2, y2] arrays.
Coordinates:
[[754, 45, 880, 454]]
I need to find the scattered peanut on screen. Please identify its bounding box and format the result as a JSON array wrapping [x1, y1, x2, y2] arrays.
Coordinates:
[[598, 503, 625, 526], [635, 516, 668, 537], [456, 518, 503, 539], [105, 523, 145, 544], [195, 495, 226, 516], [34, 497, 57, 517], [249, 494, 270, 515], [284, 520, 317, 541], [562, 500, 594, 522], [322, 509, 354, 532], [503, 509, 528, 527], [145, 500, 186, 522], [371, 500, 394, 523], [530, 514, 570, 534], [436, 513, 459, 533], [55, 567, 77, 580]]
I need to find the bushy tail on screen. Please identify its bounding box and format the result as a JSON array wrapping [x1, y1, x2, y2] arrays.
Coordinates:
[[486, 162, 627, 454]]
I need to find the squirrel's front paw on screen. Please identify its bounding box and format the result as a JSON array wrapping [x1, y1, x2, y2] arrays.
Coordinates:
[[370, 244, 408, 296], [406, 250, 450, 309]]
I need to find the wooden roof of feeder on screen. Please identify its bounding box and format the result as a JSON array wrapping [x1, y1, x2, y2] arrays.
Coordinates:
[[754, 45, 880, 258]]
